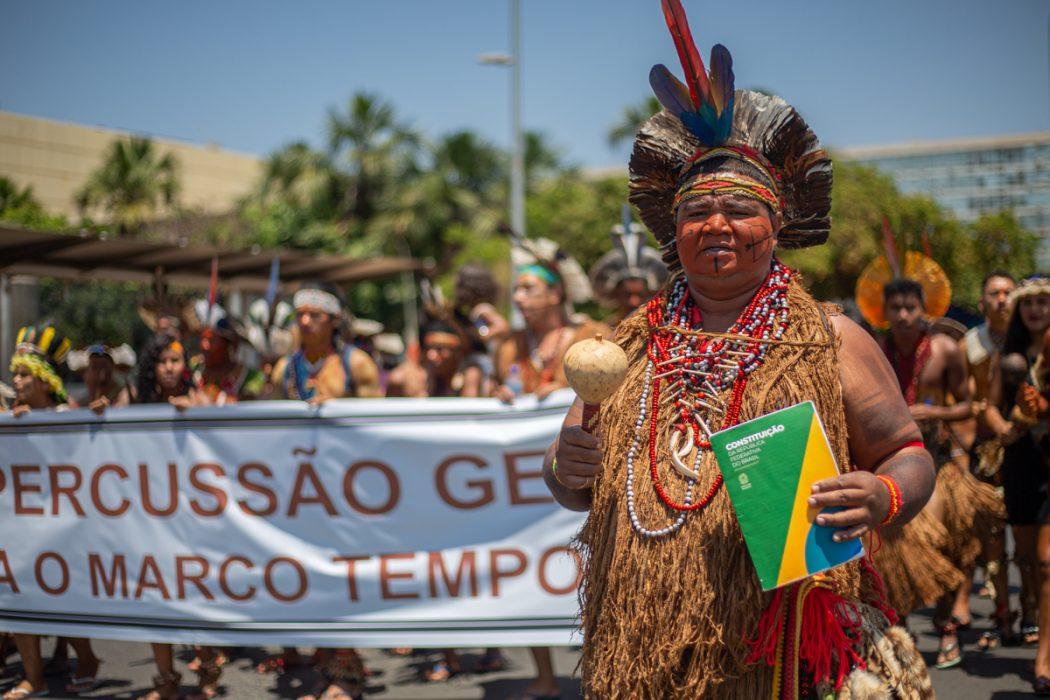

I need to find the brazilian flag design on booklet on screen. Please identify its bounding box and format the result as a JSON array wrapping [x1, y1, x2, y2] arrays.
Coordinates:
[[709, 401, 864, 591]]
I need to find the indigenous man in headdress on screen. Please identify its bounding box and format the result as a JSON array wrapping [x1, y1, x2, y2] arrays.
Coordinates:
[[271, 282, 381, 402], [590, 205, 670, 326], [193, 315, 265, 404], [877, 278, 1005, 668], [542, 2, 934, 696]]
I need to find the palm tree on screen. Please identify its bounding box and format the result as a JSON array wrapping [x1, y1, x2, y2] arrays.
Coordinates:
[[257, 141, 344, 220], [76, 137, 180, 236], [607, 96, 661, 148], [326, 93, 420, 223]]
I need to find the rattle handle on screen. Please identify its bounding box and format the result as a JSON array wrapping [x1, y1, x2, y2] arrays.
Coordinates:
[[582, 403, 600, 434]]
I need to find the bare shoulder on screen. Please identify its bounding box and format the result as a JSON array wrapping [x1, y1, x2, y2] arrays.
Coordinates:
[[828, 313, 881, 358], [931, 332, 963, 358]]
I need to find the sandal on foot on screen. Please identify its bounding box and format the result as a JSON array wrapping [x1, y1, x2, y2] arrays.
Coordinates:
[[935, 640, 962, 669], [2, 686, 49, 700], [1035, 676, 1050, 696], [1025, 624, 1041, 645], [137, 671, 181, 700], [977, 630, 1001, 651], [65, 675, 102, 694]]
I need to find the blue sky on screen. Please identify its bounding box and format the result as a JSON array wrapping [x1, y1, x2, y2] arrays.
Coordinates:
[[2, 0, 1048, 169]]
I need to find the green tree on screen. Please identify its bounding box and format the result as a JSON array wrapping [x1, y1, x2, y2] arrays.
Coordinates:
[[607, 96, 661, 148], [75, 137, 180, 236], [0, 177, 67, 229], [327, 93, 420, 225]]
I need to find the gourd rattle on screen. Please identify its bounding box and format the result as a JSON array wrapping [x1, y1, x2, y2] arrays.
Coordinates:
[[562, 334, 629, 433]]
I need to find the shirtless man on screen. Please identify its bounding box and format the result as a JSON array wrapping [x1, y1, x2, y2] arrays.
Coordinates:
[[962, 272, 1016, 648], [272, 283, 381, 402], [881, 277, 1003, 668]]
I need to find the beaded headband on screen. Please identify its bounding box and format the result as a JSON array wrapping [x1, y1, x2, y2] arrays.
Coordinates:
[[673, 146, 783, 213], [293, 288, 342, 315]]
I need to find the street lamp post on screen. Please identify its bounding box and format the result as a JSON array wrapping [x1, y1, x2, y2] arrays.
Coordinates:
[[479, 0, 525, 327]]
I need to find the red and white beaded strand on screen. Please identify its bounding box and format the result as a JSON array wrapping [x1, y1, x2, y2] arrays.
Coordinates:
[[625, 261, 793, 536]]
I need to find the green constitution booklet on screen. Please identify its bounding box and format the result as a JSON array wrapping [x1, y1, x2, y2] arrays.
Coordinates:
[[709, 401, 865, 591]]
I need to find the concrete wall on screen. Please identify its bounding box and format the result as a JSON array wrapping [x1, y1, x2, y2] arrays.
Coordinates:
[[0, 110, 263, 218]]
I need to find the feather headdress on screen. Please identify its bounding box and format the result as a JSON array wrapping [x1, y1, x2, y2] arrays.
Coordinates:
[[631, 0, 832, 272], [590, 204, 670, 306]]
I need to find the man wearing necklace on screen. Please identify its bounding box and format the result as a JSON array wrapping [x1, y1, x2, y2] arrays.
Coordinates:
[[271, 282, 381, 402], [878, 278, 1004, 669], [541, 2, 934, 696], [494, 261, 607, 403], [962, 271, 1016, 650]]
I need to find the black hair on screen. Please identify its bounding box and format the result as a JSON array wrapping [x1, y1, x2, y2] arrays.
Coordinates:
[[883, 278, 926, 306], [982, 270, 1015, 292], [454, 264, 499, 309], [135, 332, 190, 404]]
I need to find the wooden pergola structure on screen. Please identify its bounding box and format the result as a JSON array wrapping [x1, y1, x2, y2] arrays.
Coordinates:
[[0, 224, 428, 374]]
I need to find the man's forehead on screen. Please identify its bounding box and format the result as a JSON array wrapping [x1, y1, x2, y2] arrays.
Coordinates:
[[885, 292, 924, 307]]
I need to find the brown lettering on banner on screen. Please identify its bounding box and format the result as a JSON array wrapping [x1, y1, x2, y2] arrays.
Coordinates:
[[188, 463, 228, 517], [332, 555, 369, 602], [0, 466, 6, 494], [489, 548, 527, 597], [0, 550, 20, 593], [134, 555, 172, 600], [287, 463, 337, 517], [176, 555, 215, 600], [434, 455, 493, 510], [236, 463, 277, 516], [48, 465, 85, 517], [218, 556, 256, 601], [34, 552, 69, 595], [379, 553, 419, 600], [88, 553, 128, 598], [264, 557, 308, 602], [91, 464, 130, 517], [427, 551, 478, 598], [503, 451, 554, 506], [537, 546, 582, 595], [12, 465, 44, 516], [343, 461, 400, 515], [139, 463, 178, 517]]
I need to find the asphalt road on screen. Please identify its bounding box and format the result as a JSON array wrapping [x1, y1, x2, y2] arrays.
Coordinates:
[[0, 582, 1042, 699]]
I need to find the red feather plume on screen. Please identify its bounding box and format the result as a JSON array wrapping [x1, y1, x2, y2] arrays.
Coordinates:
[[660, 0, 711, 110]]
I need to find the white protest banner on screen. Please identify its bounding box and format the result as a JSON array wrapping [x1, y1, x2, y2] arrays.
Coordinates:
[[0, 391, 585, 647]]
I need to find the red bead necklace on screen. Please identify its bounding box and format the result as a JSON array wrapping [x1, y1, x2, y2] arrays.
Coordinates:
[[643, 262, 792, 512]]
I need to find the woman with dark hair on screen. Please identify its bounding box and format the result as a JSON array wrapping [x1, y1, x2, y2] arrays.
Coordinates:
[[135, 333, 194, 407], [133, 333, 221, 699], [982, 277, 1050, 667], [988, 275, 1050, 691]]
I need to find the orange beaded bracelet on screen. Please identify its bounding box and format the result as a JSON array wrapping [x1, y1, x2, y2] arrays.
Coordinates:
[[876, 474, 903, 525]]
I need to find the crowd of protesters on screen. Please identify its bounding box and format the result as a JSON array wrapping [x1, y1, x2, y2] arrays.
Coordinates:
[[7, 234, 1050, 698], [0, 241, 647, 700]]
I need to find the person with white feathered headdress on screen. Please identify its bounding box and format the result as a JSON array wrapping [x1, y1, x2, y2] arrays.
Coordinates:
[[590, 204, 670, 325], [66, 342, 135, 413], [494, 238, 609, 404]]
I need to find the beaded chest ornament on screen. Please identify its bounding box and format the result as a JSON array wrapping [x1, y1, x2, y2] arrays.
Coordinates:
[[626, 260, 793, 537]]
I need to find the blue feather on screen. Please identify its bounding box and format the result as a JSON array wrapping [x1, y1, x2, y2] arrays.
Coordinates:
[[649, 65, 695, 123]]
